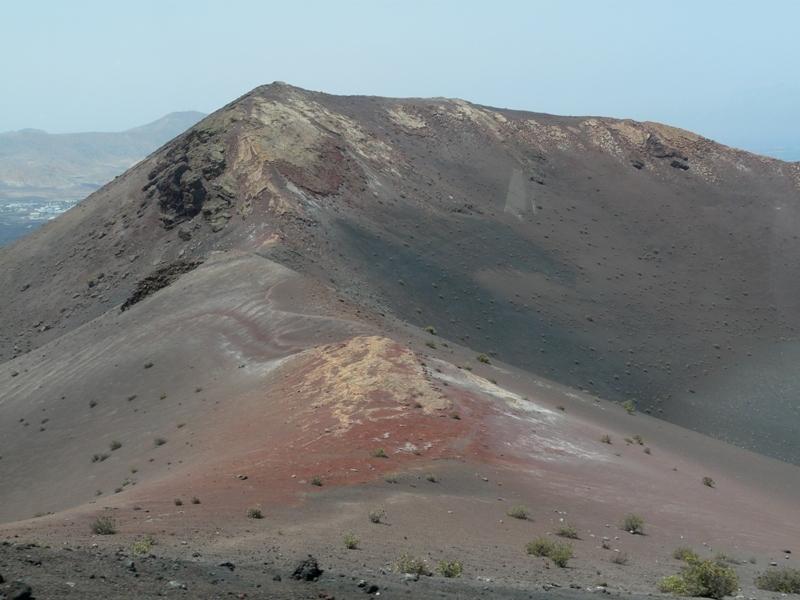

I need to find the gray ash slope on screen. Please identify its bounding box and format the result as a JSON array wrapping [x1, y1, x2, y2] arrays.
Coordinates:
[[2, 82, 799, 463]]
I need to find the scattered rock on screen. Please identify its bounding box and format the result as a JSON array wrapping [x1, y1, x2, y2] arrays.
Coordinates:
[[4, 581, 33, 600], [291, 555, 323, 581], [121, 260, 202, 311], [167, 580, 187, 590]]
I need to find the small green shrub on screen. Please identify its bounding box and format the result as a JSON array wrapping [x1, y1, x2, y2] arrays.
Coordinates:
[[548, 542, 574, 567], [425, 473, 438, 483], [507, 505, 529, 520], [703, 476, 715, 488], [384, 474, 398, 484], [621, 513, 644, 534], [600, 434, 612, 444], [372, 447, 388, 458], [659, 559, 739, 599], [343, 532, 359, 549], [173, 498, 183, 506], [310, 476, 323, 486], [755, 568, 800, 593], [369, 508, 385, 524], [437, 559, 463, 578], [673, 547, 700, 563], [425, 341, 437, 349], [476, 354, 491, 364], [659, 574, 689, 595], [556, 523, 579, 539], [132, 534, 155, 555], [526, 537, 556, 557], [622, 400, 636, 415], [247, 507, 263, 519], [191, 496, 201, 504], [154, 437, 167, 447], [424, 326, 437, 335], [91, 453, 110, 463], [396, 554, 430, 576], [91, 516, 116, 535], [632, 434, 644, 445]]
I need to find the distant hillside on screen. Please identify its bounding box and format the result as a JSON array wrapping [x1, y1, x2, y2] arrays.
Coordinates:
[[0, 111, 206, 197]]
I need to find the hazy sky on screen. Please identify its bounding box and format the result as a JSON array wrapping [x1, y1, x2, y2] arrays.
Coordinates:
[[2, 0, 798, 158]]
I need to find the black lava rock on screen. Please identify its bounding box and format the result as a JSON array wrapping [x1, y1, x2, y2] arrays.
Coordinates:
[[291, 555, 323, 581]]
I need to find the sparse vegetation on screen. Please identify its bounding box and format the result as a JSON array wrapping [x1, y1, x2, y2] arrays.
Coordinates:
[[600, 434, 612, 444], [556, 523, 580, 539], [425, 473, 438, 483], [437, 559, 463, 578], [673, 547, 700, 563], [384, 474, 398, 484], [476, 353, 491, 364], [658, 559, 739, 599], [507, 505, 529, 520], [548, 542, 574, 567], [91, 516, 117, 535], [396, 554, 431, 576], [343, 532, 359, 550], [714, 553, 742, 565], [372, 447, 388, 458], [89, 400, 97, 408], [424, 326, 437, 335], [310, 476, 323, 486], [621, 513, 644, 534], [91, 452, 110, 463], [154, 437, 167, 447], [644, 446, 652, 454], [247, 507, 263, 519], [132, 535, 156, 555], [425, 341, 437, 349], [526, 537, 556, 557], [173, 498, 183, 506], [623, 400, 636, 415], [755, 568, 800, 593], [191, 496, 201, 504], [369, 508, 386, 524], [632, 434, 644, 445], [703, 476, 715, 488], [110, 440, 122, 451]]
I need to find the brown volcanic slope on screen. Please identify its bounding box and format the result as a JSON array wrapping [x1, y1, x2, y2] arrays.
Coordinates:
[[0, 84, 800, 597], [2, 82, 800, 462]]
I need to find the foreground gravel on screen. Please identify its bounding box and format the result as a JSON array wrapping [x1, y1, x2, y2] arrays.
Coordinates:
[[0, 538, 656, 600]]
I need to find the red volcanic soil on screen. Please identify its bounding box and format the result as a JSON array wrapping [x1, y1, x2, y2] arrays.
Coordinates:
[[1, 262, 798, 597]]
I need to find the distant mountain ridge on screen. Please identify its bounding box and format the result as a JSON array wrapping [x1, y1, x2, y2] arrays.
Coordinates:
[[0, 111, 206, 195]]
